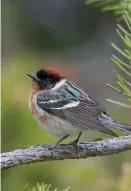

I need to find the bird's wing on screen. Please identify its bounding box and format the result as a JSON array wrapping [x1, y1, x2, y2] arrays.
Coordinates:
[[37, 87, 117, 137]]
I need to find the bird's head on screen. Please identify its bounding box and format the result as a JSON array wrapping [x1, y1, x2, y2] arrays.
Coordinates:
[[27, 67, 64, 90]]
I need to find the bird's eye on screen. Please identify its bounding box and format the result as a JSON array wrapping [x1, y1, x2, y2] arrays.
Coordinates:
[[103, 111, 107, 115], [44, 80, 48, 85], [36, 69, 46, 80]]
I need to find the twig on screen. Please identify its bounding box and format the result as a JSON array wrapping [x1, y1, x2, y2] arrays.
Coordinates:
[[1, 135, 131, 170]]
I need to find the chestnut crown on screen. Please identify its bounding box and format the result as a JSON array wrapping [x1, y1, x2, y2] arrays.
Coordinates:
[[27, 67, 64, 89]]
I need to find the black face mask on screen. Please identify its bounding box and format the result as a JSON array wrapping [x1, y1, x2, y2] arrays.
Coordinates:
[[38, 78, 57, 89]]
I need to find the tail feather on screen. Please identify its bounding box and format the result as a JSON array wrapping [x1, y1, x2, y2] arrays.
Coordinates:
[[100, 113, 131, 132], [111, 120, 131, 132]]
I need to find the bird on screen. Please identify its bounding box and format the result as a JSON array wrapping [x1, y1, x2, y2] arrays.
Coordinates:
[[27, 67, 131, 145]]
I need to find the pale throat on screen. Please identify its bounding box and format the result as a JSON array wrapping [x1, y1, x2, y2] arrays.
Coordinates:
[[31, 81, 40, 92], [28, 81, 40, 114]]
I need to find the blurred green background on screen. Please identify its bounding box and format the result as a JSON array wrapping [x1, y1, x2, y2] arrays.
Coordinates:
[[2, 0, 131, 191]]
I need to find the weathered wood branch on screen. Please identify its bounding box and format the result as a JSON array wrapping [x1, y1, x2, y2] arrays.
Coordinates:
[[1, 135, 131, 170]]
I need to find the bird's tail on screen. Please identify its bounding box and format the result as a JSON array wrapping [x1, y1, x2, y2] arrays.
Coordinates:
[[108, 119, 131, 132]]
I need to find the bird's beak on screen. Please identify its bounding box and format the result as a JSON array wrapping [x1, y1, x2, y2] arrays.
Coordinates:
[[26, 73, 40, 82]]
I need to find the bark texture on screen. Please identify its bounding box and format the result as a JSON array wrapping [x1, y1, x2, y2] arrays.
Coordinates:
[[1, 135, 131, 170]]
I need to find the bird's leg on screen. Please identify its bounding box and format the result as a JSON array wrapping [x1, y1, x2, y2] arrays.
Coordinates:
[[69, 131, 83, 146], [55, 134, 70, 145]]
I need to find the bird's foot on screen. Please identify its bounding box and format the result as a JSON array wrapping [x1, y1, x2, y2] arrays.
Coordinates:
[[68, 139, 79, 149], [68, 131, 82, 148]]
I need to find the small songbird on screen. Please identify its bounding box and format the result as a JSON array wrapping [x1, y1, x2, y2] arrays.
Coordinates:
[[27, 67, 131, 145]]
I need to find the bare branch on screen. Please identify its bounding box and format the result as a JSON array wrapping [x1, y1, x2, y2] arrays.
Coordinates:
[[1, 135, 131, 170]]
